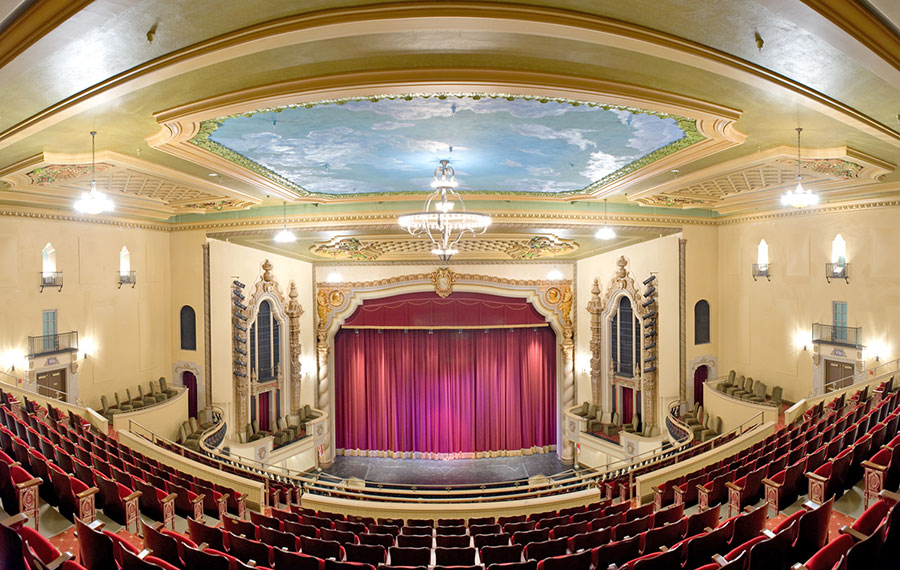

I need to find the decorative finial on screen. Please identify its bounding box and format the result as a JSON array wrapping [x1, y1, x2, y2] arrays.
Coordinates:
[[262, 259, 274, 282], [616, 256, 628, 278]]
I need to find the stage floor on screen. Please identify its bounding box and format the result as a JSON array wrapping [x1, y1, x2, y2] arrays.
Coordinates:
[[320, 453, 569, 485]]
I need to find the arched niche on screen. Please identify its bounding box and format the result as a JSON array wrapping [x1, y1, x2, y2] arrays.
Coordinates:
[[314, 268, 576, 464]]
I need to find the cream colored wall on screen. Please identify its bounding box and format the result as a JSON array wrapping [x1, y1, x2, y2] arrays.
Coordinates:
[[207, 239, 316, 432], [0, 217, 172, 408], [168, 230, 208, 397], [715, 206, 900, 403]]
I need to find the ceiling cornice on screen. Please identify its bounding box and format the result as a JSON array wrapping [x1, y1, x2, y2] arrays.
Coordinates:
[[799, 0, 900, 75], [2, 1, 900, 154], [0, 0, 93, 71]]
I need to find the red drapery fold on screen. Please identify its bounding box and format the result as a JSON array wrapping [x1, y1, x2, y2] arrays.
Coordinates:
[[621, 387, 633, 425], [334, 327, 557, 457]]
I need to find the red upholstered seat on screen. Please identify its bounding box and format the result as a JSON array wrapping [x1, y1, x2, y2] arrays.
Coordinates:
[[535, 549, 591, 570], [802, 534, 854, 570]]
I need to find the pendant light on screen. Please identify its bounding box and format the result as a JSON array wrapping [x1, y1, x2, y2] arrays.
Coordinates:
[[595, 198, 616, 240], [73, 131, 114, 214], [781, 127, 819, 208], [326, 252, 342, 283], [273, 201, 297, 243]]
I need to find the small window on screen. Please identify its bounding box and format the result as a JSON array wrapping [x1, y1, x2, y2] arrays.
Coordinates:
[[180, 306, 196, 351], [694, 300, 710, 345], [757, 239, 769, 270], [42, 310, 57, 351], [832, 234, 847, 267], [833, 301, 847, 341], [119, 246, 130, 276], [42, 243, 56, 276]]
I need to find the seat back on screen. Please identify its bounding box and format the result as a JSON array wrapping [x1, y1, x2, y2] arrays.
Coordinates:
[[522, 538, 567, 561], [187, 517, 225, 551], [642, 520, 685, 553], [388, 546, 431, 566], [794, 498, 834, 562], [302, 536, 344, 560], [480, 544, 524, 565], [359, 533, 393, 549], [260, 524, 298, 551], [434, 546, 477, 566], [271, 548, 325, 570], [685, 503, 720, 538], [473, 533, 512, 548], [590, 534, 641, 569]]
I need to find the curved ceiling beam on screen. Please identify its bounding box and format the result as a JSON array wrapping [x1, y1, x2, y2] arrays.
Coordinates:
[[0, 2, 898, 153]]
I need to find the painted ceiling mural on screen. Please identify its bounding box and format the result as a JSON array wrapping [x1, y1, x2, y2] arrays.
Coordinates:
[[192, 95, 702, 198]]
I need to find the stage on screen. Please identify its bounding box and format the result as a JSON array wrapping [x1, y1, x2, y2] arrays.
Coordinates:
[[320, 453, 569, 486]]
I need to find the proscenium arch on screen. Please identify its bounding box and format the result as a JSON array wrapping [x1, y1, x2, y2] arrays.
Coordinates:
[[6, 3, 896, 150], [319, 275, 573, 462]]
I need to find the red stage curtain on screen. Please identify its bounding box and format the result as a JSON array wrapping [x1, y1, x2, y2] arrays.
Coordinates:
[[334, 327, 556, 456], [258, 391, 270, 432]]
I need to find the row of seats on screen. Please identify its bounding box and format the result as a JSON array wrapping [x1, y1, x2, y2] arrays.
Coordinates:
[[715, 370, 784, 407], [98, 376, 179, 420], [0, 396, 246, 532]]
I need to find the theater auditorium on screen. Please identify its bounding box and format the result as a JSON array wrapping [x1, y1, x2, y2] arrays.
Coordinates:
[[1, 1, 899, 569]]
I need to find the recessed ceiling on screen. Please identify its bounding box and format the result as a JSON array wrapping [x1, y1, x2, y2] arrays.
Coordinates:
[[196, 95, 697, 198]]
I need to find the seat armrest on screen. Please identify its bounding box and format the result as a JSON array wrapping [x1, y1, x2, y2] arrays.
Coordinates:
[[76, 486, 99, 499], [725, 482, 741, 492], [879, 489, 900, 503], [1, 513, 28, 528], [162, 492, 177, 504], [862, 460, 888, 471], [839, 526, 868, 541], [88, 520, 105, 530], [192, 493, 205, 505], [802, 500, 818, 511], [44, 552, 73, 570], [805, 472, 827, 484], [712, 554, 728, 565], [15, 476, 42, 489], [125, 490, 142, 501], [762, 529, 776, 539]]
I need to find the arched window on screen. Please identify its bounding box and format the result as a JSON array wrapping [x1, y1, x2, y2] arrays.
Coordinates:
[[119, 246, 130, 276], [180, 306, 196, 351], [42, 243, 56, 276], [757, 239, 769, 270], [610, 296, 639, 377], [694, 300, 710, 345], [250, 300, 281, 382], [832, 234, 847, 267]]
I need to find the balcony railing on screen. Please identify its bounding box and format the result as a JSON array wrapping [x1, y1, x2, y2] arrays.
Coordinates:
[[39, 272, 63, 292], [117, 271, 136, 288], [812, 322, 863, 348], [826, 262, 850, 283], [27, 331, 78, 357]]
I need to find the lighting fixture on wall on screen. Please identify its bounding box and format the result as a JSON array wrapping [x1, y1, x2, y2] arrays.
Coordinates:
[[74, 131, 114, 214], [781, 128, 819, 208], [398, 160, 491, 261], [595, 199, 616, 240], [752, 239, 771, 281], [273, 202, 297, 243]]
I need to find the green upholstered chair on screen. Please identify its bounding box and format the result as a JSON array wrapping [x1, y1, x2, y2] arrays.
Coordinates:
[[574, 402, 591, 417], [100, 395, 118, 421], [137, 385, 157, 407], [726, 375, 746, 397], [770, 386, 783, 407], [588, 410, 605, 433], [701, 415, 722, 442], [158, 377, 178, 398], [623, 415, 641, 434], [148, 381, 168, 403], [602, 412, 621, 436], [115, 392, 133, 412]]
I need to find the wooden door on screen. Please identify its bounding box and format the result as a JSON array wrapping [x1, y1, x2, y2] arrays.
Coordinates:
[[825, 360, 854, 390], [693, 365, 709, 406], [36, 368, 65, 399]]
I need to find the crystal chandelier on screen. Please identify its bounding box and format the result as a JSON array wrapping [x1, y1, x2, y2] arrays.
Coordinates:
[[781, 127, 819, 208], [74, 131, 114, 214], [398, 160, 491, 261]]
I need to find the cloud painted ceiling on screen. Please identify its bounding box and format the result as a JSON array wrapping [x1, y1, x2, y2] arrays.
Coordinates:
[[194, 95, 701, 197]]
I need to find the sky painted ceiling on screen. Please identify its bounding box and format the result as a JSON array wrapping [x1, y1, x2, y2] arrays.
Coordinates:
[[199, 96, 694, 197]]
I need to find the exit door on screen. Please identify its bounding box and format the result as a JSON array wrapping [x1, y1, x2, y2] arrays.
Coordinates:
[[825, 359, 854, 391], [36, 368, 66, 400]]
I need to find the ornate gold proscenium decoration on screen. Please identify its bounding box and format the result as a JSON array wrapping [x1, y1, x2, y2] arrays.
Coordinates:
[[432, 267, 457, 298], [312, 237, 383, 261], [506, 236, 577, 259]]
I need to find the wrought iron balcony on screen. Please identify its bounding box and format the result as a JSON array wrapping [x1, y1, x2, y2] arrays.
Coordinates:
[[812, 323, 863, 349], [826, 262, 850, 283], [27, 331, 78, 357], [117, 271, 136, 288], [752, 264, 770, 281], [39, 272, 63, 292]]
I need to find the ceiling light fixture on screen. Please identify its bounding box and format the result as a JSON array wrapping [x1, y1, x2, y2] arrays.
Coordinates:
[[273, 201, 296, 243], [781, 127, 819, 208], [398, 160, 491, 261], [326, 252, 342, 283], [595, 198, 616, 240], [74, 131, 114, 215]]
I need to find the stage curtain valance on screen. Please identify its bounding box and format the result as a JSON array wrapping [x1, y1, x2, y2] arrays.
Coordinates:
[[341, 292, 547, 329]]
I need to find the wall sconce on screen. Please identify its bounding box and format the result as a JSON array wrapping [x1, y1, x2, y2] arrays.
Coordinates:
[[751, 264, 770, 282], [825, 263, 850, 284]]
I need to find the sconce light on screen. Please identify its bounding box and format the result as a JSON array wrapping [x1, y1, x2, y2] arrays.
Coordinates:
[[751, 264, 771, 282], [825, 262, 850, 284]]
